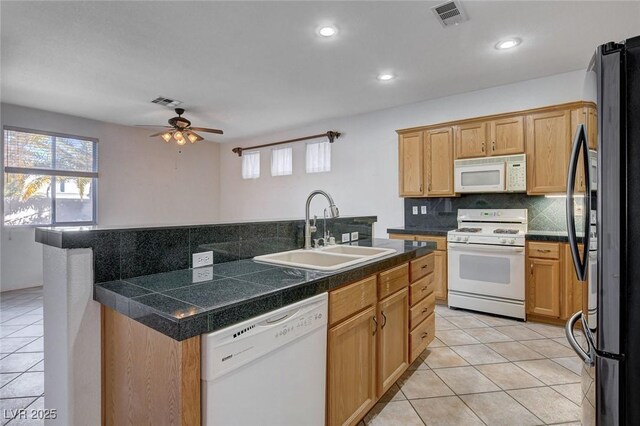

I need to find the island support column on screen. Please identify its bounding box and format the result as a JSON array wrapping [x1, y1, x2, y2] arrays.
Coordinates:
[[42, 245, 101, 425]]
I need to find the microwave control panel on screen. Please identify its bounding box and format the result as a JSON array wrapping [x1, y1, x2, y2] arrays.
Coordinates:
[[506, 160, 526, 191]]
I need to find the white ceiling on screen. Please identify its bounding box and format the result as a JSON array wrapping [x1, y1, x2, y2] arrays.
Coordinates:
[[2, 1, 639, 143]]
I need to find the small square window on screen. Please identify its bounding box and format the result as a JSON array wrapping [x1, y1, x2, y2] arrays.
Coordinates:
[[306, 141, 331, 173], [271, 147, 292, 176], [242, 151, 260, 179]]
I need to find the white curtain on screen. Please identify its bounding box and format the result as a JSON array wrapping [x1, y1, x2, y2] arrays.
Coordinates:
[[306, 141, 331, 173], [242, 151, 260, 179], [271, 147, 293, 176]]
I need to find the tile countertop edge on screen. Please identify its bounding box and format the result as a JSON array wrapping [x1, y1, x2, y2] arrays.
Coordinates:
[[94, 239, 436, 341], [387, 226, 454, 236]]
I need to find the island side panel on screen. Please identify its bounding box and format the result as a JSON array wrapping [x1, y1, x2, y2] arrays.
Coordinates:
[[102, 307, 201, 426]]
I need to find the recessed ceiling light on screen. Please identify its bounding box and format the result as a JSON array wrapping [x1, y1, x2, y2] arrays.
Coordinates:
[[318, 26, 337, 37], [377, 73, 395, 81], [495, 38, 521, 50]]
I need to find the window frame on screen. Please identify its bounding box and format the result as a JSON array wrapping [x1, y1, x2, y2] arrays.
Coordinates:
[[3, 126, 99, 227]]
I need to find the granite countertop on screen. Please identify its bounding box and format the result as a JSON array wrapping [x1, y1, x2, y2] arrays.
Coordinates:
[[525, 231, 570, 242], [94, 238, 435, 341], [387, 226, 454, 237]]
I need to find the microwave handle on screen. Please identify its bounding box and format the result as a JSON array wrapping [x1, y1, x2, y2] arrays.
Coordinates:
[[565, 124, 591, 282]]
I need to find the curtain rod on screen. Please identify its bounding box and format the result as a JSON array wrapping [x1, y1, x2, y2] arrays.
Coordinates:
[[232, 131, 340, 157]]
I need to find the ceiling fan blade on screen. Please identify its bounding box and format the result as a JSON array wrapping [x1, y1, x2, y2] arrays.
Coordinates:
[[136, 124, 172, 128], [190, 126, 224, 135], [149, 130, 173, 137]]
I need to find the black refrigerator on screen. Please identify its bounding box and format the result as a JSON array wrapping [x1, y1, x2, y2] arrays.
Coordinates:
[[565, 35, 640, 426]]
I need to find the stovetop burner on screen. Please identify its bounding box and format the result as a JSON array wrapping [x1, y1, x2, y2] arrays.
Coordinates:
[[455, 227, 482, 233], [493, 229, 519, 234]]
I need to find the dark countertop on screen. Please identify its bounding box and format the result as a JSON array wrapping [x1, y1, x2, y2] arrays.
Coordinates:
[[94, 238, 435, 341], [525, 231, 569, 242], [387, 226, 454, 237]]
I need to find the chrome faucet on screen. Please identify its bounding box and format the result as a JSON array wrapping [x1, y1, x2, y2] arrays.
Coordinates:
[[305, 190, 339, 249]]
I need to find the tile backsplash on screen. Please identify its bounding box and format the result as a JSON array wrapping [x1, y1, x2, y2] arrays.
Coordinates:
[[405, 194, 569, 231]]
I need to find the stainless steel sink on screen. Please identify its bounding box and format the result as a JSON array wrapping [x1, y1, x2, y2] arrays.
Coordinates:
[[253, 245, 396, 271]]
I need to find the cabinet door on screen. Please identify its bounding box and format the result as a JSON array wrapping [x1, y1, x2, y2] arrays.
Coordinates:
[[327, 305, 377, 426], [433, 250, 448, 301], [571, 108, 589, 192], [377, 288, 409, 397], [425, 127, 455, 196], [561, 244, 585, 320], [527, 258, 561, 318], [587, 107, 598, 150], [526, 110, 572, 194], [489, 116, 525, 156], [455, 122, 487, 159], [399, 132, 424, 196]]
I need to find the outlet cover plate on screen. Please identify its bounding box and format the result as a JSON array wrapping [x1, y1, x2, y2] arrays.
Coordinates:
[[192, 266, 213, 283], [342, 233, 350, 243], [193, 251, 213, 268], [421, 206, 427, 214], [351, 232, 359, 241], [412, 206, 419, 215]]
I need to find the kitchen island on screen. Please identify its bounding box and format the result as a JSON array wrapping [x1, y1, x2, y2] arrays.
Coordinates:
[[35, 217, 434, 425]]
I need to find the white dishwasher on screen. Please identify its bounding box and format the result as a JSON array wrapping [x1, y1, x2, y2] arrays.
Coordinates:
[[201, 292, 328, 426]]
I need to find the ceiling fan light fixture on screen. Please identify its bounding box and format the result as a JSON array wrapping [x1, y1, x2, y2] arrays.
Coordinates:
[[176, 137, 187, 146], [174, 131, 184, 141], [187, 132, 199, 143], [161, 132, 173, 142]]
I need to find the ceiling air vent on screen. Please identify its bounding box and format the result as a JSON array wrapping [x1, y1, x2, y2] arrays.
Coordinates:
[[432, 1, 468, 27], [151, 96, 182, 107]]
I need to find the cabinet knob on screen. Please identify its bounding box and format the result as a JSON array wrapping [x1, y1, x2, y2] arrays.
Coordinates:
[[492, 141, 496, 151]]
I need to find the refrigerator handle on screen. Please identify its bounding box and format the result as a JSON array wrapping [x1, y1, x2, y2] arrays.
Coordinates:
[[565, 123, 591, 281], [565, 311, 594, 365]]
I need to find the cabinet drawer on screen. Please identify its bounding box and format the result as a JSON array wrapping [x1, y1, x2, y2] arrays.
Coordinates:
[[410, 292, 435, 330], [528, 242, 560, 260], [410, 313, 435, 363], [409, 273, 434, 306], [388, 234, 416, 241], [329, 276, 377, 327], [378, 264, 409, 300], [410, 254, 435, 282]]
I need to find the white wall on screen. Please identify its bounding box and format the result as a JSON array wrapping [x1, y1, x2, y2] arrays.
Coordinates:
[[1, 103, 221, 291], [218, 70, 587, 234]]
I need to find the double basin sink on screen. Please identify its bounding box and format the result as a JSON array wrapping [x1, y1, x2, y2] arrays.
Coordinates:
[[254, 245, 397, 272]]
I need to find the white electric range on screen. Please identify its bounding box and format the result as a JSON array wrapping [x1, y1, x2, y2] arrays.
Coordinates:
[[447, 209, 527, 320]]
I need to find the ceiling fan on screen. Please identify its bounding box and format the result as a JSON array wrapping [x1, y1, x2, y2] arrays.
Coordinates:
[[138, 108, 223, 145]]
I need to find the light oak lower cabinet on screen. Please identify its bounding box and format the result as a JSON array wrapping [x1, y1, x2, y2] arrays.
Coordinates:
[[377, 288, 409, 396], [327, 254, 434, 426], [327, 305, 377, 426]]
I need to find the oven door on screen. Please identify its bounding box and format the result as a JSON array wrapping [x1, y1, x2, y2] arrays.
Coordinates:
[[447, 242, 525, 300], [454, 163, 505, 193]]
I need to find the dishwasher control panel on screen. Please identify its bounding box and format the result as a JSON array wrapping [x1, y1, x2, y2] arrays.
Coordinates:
[[201, 293, 328, 380]]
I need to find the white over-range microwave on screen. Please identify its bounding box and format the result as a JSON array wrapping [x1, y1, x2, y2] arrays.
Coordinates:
[[454, 154, 526, 193]]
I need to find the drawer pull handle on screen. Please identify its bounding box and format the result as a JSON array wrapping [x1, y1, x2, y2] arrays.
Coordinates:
[[421, 286, 428, 291], [381, 311, 387, 329], [421, 265, 429, 269], [372, 316, 378, 336], [536, 249, 552, 253], [421, 332, 429, 339], [421, 307, 429, 314]]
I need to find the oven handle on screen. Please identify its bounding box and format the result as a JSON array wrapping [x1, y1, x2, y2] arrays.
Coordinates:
[[448, 243, 524, 253]]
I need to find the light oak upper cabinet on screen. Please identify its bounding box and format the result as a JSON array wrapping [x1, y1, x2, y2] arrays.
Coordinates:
[[425, 127, 456, 197], [587, 107, 598, 150], [488, 116, 525, 156], [526, 109, 572, 194], [327, 305, 377, 426], [398, 132, 424, 196], [376, 288, 409, 397], [455, 122, 487, 159]]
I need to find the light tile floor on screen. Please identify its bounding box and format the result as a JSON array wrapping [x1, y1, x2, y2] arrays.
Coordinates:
[[362, 304, 584, 426], [0, 287, 44, 426]]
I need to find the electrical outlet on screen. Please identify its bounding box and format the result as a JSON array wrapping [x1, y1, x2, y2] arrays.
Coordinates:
[[192, 266, 213, 283], [342, 233, 350, 243], [412, 206, 419, 215], [421, 206, 427, 214], [351, 232, 359, 241], [193, 251, 213, 267]]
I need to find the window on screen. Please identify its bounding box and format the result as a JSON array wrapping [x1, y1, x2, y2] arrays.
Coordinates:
[[306, 141, 331, 173], [3, 127, 98, 226], [271, 147, 292, 176], [242, 151, 260, 179]]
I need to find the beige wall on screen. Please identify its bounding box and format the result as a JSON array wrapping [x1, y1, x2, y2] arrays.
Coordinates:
[[1, 103, 221, 291]]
